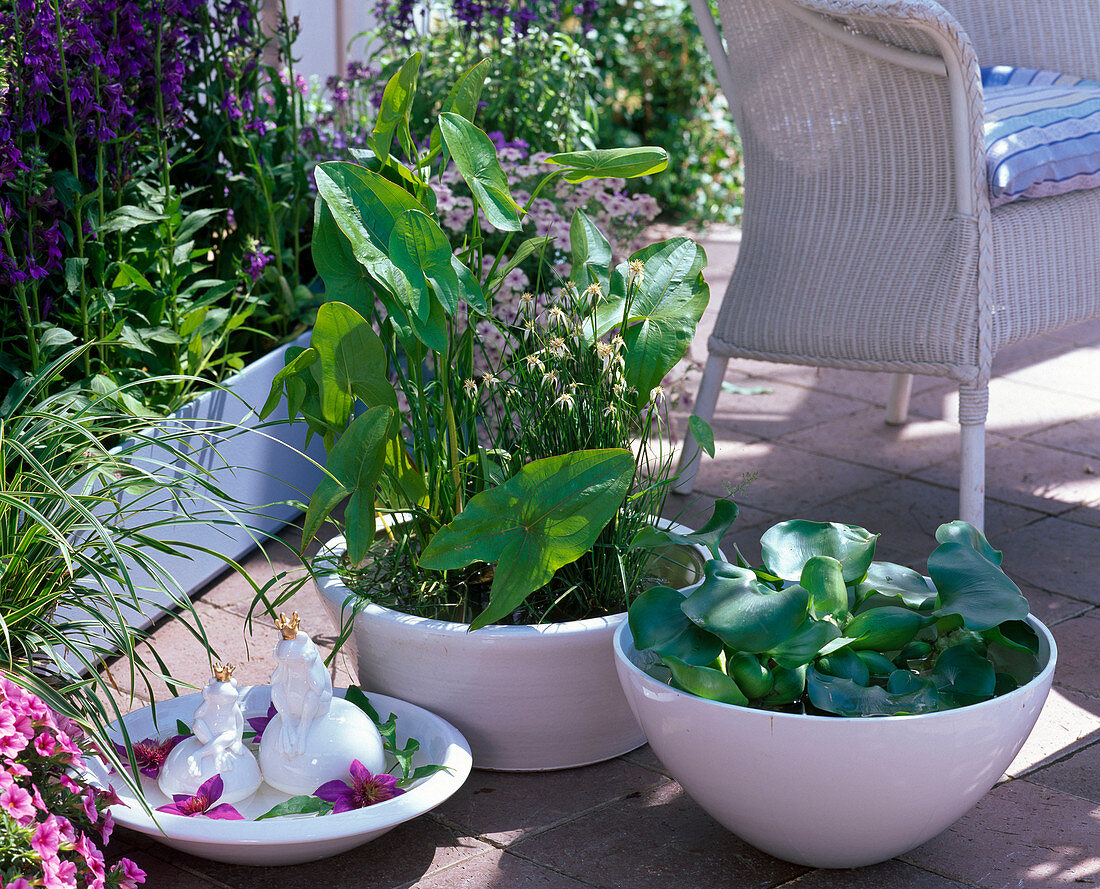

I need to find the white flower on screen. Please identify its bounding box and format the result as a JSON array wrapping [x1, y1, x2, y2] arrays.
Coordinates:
[[524, 354, 546, 373], [553, 392, 576, 412], [463, 379, 478, 396]]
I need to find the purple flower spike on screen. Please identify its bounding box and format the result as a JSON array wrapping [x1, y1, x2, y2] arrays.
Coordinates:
[[314, 760, 404, 814], [157, 774, 243, 820], [114, 735, 185, 779], [247, 704, 277, 743]]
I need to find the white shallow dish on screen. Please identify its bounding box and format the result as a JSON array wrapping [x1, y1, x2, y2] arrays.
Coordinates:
[[87, 687, 472, 865]]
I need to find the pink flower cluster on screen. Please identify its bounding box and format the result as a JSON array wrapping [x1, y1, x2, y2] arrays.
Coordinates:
[[0, 677, 144, 889]]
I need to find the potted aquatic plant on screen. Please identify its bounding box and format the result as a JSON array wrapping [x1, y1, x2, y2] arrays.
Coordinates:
[[615, 513, 1056, 867], [259, 54, 714, 769]]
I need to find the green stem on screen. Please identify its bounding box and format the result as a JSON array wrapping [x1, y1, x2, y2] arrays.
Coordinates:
[[5, 232, 40, 373], [50, 0, 90, 377]]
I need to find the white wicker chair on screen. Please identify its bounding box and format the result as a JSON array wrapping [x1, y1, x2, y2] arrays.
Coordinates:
[[676, 0, 1100, 530]]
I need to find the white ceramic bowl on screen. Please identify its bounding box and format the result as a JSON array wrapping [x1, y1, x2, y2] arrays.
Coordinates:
[[86, 688, 472, 865], [613, 616, 1056, 868], [315, 522, 711, 771]]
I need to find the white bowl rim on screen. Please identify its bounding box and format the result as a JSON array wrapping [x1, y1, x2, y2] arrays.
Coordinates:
[[315, 517, 713, 638], [613, 613, 1057, 725], [89, 688, 472, 846]]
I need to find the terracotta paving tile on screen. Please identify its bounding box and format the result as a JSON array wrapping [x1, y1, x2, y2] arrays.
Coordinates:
[[902, 778, 1100, 888], [1055, 502, 1100, 529], [706, 377, 873, 441], [991, 334, 1085, 375], [1026, 738, 1100, 805], [432, 758, 669, 845], [914, 438, 1100, 516], [104, 842, 228, 888], [102, 597, 352, 703], [1025, 416, 1100, 461], [510, 781, 808, 889], [997, 518, 1100, 605], [778, 407, 969, 476], [126, 815, 492, 889], [691, 439, 896, 517], [413, 848, 595, 889], [1018, 583, 1095, 630], [1047, 609, 1100, 698], [1004, 687, 1100, 778], [779, 859, 970, 888], [910, 378, 1100, 439], [996, 347, 1100, 404]]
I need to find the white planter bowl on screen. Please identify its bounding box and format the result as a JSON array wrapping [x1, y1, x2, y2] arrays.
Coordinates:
[[613, 615, 1057, 868], [315, 523, 710, 772], [86, 687, 472, 866]]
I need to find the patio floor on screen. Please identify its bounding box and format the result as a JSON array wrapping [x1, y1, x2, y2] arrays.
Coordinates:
[[103, 228, 1100, 888]]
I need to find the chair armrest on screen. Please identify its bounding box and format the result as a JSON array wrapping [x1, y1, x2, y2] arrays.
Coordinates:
[[781, 0, 987, 216]]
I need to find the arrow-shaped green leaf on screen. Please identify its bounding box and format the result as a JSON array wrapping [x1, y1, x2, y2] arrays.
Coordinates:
[[439, 113, 523, 232], [419, 449, 635, 629]]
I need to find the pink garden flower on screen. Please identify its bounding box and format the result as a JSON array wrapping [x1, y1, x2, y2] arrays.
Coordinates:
[[313, 760, 404, 814], [1, 783, 36, 822], [156, 774, 243, 820]]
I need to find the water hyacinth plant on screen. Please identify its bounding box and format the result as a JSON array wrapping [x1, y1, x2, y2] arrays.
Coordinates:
[[629, 507, 1042, 716], [262, 54, 710, 629]]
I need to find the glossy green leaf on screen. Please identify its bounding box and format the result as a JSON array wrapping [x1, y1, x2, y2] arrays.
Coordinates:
[[724, 651, 774, 699], [681, 561, 809, 653], [760, 520, 878, 584], [312, 199, 377, 318], [545, 146, 669, 183], [419, 449, 634, 629], [929, 541, 1029, 631], [372, 53, 420, 163], [987, 641, 1040, 686], [259, 346, 317, 421], [816, 649, 871, 686], [842, 606, 931, 651], [303, 406, 395, 559], [628, 586, 723, 665], [630, 499, 737, 561], [856, 561, 937, 610], [595, 238, 709, 404], [389, 209, 464, 316], [854, 650, 898, 677], [982, 619, 1039, 655], [314, 161, 426, 268], [807, 665, 940, 716], [255, 796, 333, 820], [665, 655, 749, 706], [800, 555, 848, 620], [439, 113, 523, 231], [486, 237, 551, 295], [935, 520, 1002, 566], [687, 415, 715, 459], [311, 302, 397, 429], [375, 266, 449, 354], [768, 617, 841, 669], [570, 209, 612, 295], [931, 643, 996, 707], [428, 58, 491, 165], [762, 664, 807, 705]]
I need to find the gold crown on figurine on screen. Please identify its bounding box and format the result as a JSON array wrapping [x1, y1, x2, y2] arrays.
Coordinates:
[[212, 662, 235, 682], [275, 612, 301, 640]]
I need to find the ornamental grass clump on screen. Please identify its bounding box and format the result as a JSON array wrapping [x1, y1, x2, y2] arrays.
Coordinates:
[[261, 55, 711, 630], [629, 507, 1042, 716], [0, 676, 145, 888]]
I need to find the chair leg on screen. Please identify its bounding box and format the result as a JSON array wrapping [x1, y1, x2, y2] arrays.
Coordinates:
[[958, 383, 988, 532], [885, 373, 913, 425], [673, 354, 730, 495]]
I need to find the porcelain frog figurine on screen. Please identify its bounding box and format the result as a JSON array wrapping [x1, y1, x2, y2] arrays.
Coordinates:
[[258, 612, 386, 796], [158, 664, 263, 804]]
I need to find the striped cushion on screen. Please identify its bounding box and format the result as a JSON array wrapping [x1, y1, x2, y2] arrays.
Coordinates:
[[982, 66, 1100, 208]]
